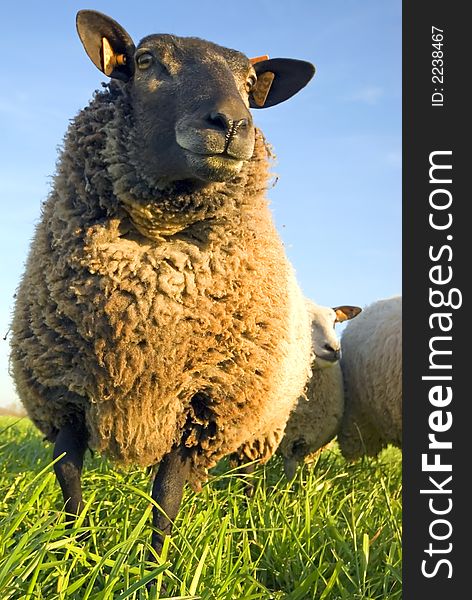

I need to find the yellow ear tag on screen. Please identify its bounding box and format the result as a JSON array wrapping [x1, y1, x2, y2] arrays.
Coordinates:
[[252, 71, 275, 107], [250, 55, 269, 64], [101, 37, 126, 76], [335, 309, 349, 323], [249, 55, 273, 106]]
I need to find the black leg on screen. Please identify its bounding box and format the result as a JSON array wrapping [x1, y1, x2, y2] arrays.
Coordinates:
[[52, 417, 88, 523], [230, 452, 257, 497], [239, 461, 256, 497], [150, 445, 191, 556]]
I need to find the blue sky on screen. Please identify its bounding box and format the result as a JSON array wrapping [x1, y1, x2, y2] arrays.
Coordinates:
[[0, 0, 401, 407]]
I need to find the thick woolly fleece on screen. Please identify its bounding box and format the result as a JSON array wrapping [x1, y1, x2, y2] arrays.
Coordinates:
[[10, 82, 312, 489], [338, 295, 402, 460], [278, 361, 344, 469], [238, 299, 344, 469]]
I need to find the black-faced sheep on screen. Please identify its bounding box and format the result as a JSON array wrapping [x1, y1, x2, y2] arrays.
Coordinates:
[[9, 10, 315, 556], [338, 295, 402, 459]]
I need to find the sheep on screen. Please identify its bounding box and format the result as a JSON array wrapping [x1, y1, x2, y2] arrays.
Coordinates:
[[279, 300, 362, 479], [232, 300, 361, 483], [9, 9, 315, 557], [338, 295, 402, 460]]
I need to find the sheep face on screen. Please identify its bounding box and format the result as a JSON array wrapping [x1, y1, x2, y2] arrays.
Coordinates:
[[310, 305, 341, 365], [76, 10, 315, 186], [308, 303, 362, 366], [130, 35, 256, 185]]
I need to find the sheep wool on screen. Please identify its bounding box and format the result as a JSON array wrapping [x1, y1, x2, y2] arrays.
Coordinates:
[[261, 299, 352, 476], [234, 299, 352, 470], [338, 295, 402, 459], [279, 361, 344, 474], [10, 81, 312, 489], [230, 271, 312, 466]]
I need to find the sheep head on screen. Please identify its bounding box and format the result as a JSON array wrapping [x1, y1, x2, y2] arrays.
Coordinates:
[[308, 303, 362, 366], [76, 10, 315, 185]]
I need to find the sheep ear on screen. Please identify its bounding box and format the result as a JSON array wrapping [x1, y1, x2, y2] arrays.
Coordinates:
[[249, 58, 315, 108], [333, 306, 362, 323], [76, 10, 135, 81]]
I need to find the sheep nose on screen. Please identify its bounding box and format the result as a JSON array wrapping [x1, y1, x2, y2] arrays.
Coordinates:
[[206, 111, 249, 134], [323, 343, 336, 353], [323, 344, 341, 361]]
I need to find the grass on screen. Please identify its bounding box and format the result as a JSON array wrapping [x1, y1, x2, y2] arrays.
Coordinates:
[[0, 416, 401, 599]]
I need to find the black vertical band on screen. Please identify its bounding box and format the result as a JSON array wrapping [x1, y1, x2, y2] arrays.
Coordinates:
[[403, 2, 467, 597]]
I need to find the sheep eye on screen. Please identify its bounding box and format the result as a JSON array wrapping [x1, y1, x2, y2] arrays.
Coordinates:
[[245, 74, 257, 93], [136, 52, 154, 70]]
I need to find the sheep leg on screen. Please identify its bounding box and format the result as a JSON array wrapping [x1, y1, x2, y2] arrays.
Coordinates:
[[150, 445, 190, 556], [230, 452, 257, 497], [239, 461, 256, 497], [52, 418, 88, 523]]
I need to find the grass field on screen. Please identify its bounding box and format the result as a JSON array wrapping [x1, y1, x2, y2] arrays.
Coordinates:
[[0, 416, 401, 599]]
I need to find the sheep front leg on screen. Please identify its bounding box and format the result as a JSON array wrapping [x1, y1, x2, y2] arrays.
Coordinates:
[[52, 417, 88, 523], [150, 445, 190, 556], [230, 451, 257, 497], [237, 460, 256, 497]]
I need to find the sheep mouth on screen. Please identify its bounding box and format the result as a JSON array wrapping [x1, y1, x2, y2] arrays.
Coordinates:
[[175, 124, 255, 163], [182, 148, 245, 182], [183, 149, 246, 166], [182, 147, 240, 159], [179, 144, 251, 164], [314, 352, 340, 367], [175, 125, 252, 181]]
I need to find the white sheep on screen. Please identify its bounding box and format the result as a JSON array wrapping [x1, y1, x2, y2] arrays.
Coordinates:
[[338, 295, 402, 460], [279, 300, 362, 478]]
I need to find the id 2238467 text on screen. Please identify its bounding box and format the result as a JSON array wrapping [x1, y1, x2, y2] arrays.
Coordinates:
[[432, 26, 444, 107]]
